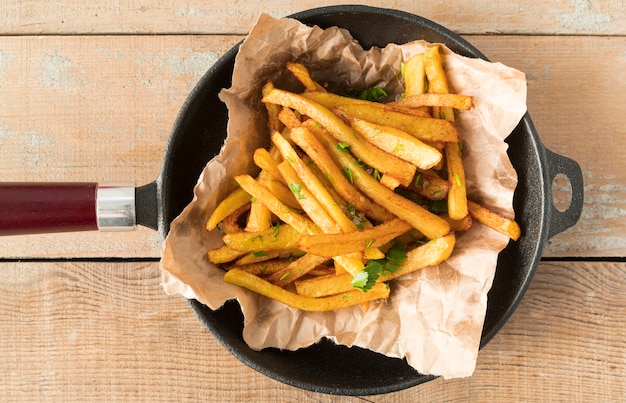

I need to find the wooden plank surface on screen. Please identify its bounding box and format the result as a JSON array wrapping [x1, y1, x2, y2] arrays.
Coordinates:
[[1, 0, 624, 35], [0, 35, 622, 258], [1, 260, 624, 401], [0, 3, 624, 401]]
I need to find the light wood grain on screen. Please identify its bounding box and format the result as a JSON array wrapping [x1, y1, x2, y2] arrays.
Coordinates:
[[1, 1, 624, 35], [0, 35, 622, 258], [0, 260, 624, 401], [1, 2, 623, 402]]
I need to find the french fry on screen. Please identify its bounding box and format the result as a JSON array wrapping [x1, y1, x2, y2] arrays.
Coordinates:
[[467, 200, 521, 241], [245, 171, 273, 232], [286, 62, 327, 92], [443, 213, 473, 232], [334, 103, 459, 143], [295, 234, 456, 297], [253, 148, 283, 181], [262, 80, 285, 132], [277, 160, 341, 234], [207, 245, 248, 264], [408, 169, 451, 201], [206, 187, 251, 231], [221, 203, 251, 234], [296, 218, 413, 257], [445, 141, 468, 220], [424, 45, 455, 122], [222, 222, 301, 252], [235, 249, 300, 265], [346, 116, 442, 170], [265, 253, 329, 287], [403, 53, 426, 96], [263, 178, 301, 210], [302, 91, 431, 118], [290, 123, 394, 222], [313, 124, 451, 240], [278, 106, 303, 129], [224, 269, 390, 312], [389, 93, 473, 111], [262, 87, 417, 187], [233, 258, 292, 276]]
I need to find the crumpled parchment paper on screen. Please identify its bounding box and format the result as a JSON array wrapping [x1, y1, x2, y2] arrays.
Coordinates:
[[160, 13, 527, 379]]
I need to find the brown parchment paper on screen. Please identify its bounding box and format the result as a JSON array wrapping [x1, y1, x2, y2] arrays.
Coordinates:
[[160, 13, 527, 379]]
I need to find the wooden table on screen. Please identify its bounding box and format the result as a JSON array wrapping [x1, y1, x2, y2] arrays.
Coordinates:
[[1, 2, 624, 401]]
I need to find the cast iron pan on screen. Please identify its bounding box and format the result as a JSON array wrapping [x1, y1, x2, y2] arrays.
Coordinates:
[[0, 5, 583, 396]]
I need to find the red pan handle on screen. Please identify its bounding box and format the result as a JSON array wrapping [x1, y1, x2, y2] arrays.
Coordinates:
[[0, 183, 135, 236]]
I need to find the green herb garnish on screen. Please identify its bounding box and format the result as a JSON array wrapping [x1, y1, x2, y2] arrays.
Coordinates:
[[288, 183, 305, 199], [342, 167, 354, 184], [351, 242, 408, 292], [346, 86, 388, 102], [337, 142, 352, 152]]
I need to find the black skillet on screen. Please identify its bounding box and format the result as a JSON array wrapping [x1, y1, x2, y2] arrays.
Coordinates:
[[0, 5, 583, 396]]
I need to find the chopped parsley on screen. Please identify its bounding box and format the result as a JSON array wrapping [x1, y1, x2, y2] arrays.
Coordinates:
[[346, 86, 388, 102], [337, 142, 352, 152], [288, 183, 305, 199], [342, 167, 354, 184], [351, 242, 408, 292]]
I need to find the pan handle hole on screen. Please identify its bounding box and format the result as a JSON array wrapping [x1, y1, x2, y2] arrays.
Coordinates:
[[552, 173, 572, 212]]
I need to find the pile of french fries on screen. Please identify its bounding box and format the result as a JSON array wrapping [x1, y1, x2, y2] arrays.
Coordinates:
[[206, 45, 521, 312]]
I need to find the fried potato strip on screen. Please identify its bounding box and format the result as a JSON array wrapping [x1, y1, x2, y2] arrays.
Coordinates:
[[224, 269, 390, 312]]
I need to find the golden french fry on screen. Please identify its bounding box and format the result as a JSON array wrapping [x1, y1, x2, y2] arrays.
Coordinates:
[[277, 160, 341, 234], [233, 258, 292, 276], [235, 249, 299, 265], [302, 91, 431, 118], [445, 141, 468, 220], [296, 218, 413, 257], [313, 125, 451, 240], [403, 53, 426, 96], [278, 107, 303, 129], [408, 169, 451, 201], [245, 171, 273, 232], [443, 213, 473, 232], [206, 187, 251, 231], [424, 45, 455, 122], [389, 93, 473, 110], [286, 62, 326, 92], [347, 117, 442, 170], [253, 148, 283, 181], [224, 269, 390, 312], [295, 233, 456, 297], [262, 87, 416, 187], [290, 124, 394, 222], [207, 245, 248, 264], [333, 103, 459, 143], [262, 178, 301, 210], [222, 222, 301, 252], [467, 200, 521, 241], [221, 203, 251, 234], [266, 253, 329, 287], [262, 80, 285, 132]]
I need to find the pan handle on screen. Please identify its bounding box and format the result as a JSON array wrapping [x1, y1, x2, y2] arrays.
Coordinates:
[[544, 148, 584, 239], [0, 183, 136, 236]]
